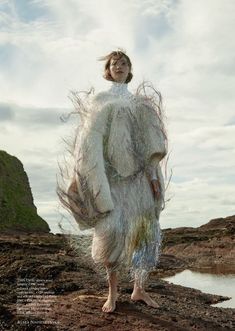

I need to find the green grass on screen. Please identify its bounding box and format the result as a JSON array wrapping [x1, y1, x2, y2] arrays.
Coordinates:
[[0, 150, 50, 232]]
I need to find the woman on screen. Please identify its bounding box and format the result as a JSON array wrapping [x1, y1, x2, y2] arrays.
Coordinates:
[[58, 50, 168, 313]]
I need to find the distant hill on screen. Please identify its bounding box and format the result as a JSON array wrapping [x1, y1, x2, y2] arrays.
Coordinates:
[[0, 150, 50, 233], [162, 214, 235, 273]]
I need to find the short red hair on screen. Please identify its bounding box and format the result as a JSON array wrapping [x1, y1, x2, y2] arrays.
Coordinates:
[[98, 50, 133, 83]]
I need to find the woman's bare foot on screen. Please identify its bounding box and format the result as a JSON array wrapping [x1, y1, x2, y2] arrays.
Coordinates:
[[131, 288, 159, 308], [102, 293, 118, 313]]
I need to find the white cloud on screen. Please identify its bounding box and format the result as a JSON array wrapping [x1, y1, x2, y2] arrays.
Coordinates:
[[0, 0, 234, 232]]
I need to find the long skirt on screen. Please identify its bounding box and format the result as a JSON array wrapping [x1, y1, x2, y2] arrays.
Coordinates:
[[91, 170, 163, 286]]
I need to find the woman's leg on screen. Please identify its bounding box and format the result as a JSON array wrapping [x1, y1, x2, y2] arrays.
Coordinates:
[[130, 217, 161, 308], [102, 263, 119, 313], [131, 275, 159, 308]]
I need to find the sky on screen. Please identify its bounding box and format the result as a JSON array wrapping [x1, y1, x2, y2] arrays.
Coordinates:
[[0, 0, 234, 234]]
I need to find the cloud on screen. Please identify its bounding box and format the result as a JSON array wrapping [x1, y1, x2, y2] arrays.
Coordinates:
[[0, 0, 234, 232], [225, 117, 235, 126], [164, 177, 235, 229], [0, 102, 69, 128], [0, 103, 15, 120]]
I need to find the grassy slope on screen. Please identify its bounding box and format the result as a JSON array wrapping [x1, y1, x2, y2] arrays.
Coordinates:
[[0, 150, 50, 232]]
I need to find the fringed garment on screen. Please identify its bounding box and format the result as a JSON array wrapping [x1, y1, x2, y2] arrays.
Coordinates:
[[58, 81, 168, 286]]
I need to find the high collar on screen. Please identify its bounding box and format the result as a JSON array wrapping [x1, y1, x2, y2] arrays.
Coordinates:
[[108, 81, 132, 97]]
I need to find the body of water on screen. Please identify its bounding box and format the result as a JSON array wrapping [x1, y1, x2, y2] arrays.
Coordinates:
[[163, 269, 235, 308]]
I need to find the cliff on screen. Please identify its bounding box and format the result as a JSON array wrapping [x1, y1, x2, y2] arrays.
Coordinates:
[[0, 150, 50, 233]]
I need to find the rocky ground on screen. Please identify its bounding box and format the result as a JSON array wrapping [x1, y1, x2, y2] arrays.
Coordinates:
[[162, 215, 235, 275], [0, 215, 234, 330]]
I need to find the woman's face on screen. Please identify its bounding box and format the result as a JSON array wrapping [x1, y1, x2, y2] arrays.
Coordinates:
[[109, 56, 130, 83]]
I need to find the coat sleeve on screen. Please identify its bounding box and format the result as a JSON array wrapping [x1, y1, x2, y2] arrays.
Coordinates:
[[139, 101, 167, 168], [75, 103, 114, 214], [139, 101, 167, 210]]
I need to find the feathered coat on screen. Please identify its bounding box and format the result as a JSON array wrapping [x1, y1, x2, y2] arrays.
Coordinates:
[[63, 82, 167, 284]]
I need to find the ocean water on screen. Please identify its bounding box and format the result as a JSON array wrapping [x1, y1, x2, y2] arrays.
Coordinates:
[[163, 269, 235, 308]]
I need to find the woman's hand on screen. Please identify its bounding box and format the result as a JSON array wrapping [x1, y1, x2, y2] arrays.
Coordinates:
[[151, 179, 161, 200], [68, 180, 78, 195]]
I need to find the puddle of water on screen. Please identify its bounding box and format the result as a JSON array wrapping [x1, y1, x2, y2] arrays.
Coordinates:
[[163, 269, 235, 308]]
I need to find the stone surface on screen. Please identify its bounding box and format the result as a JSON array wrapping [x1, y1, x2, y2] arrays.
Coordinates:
[[161, 215, 235, 274], [0, 226, 234, 331], [0, 150, 49, 233]]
